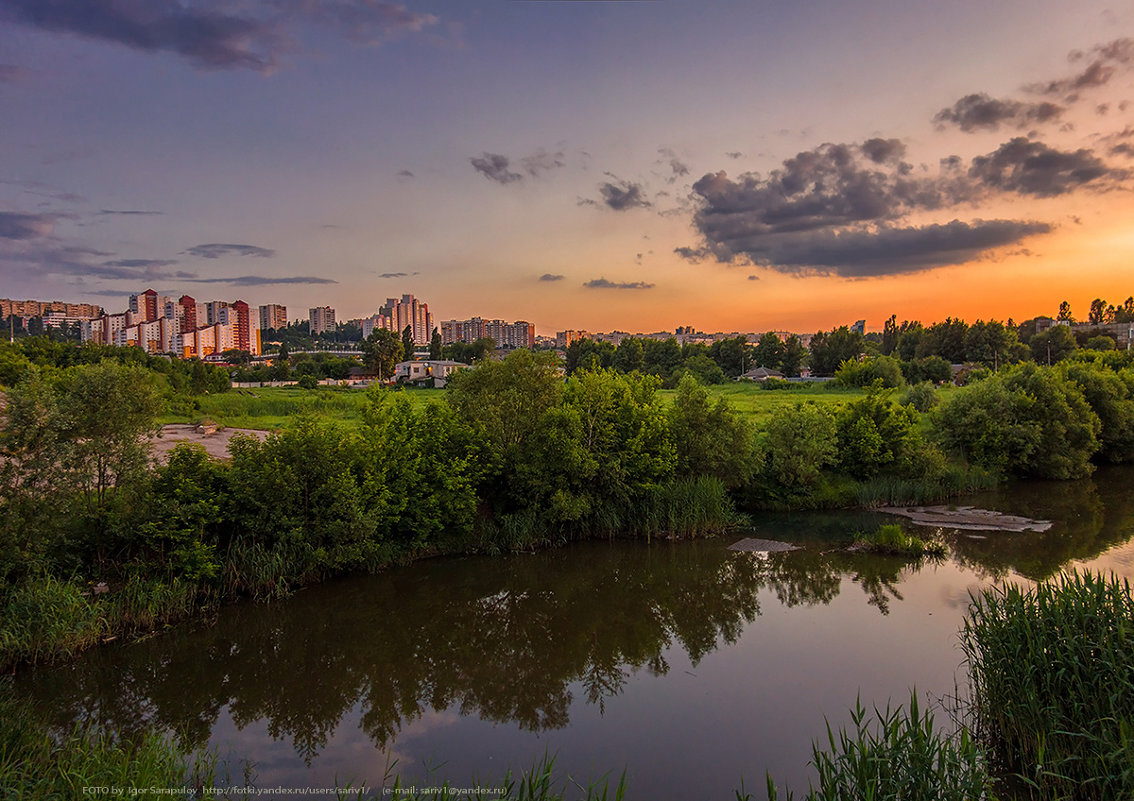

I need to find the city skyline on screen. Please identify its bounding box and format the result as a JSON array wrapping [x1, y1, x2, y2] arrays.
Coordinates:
[[1, 1, 1132, 333]]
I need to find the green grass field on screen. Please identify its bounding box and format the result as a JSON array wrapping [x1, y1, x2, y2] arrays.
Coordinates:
[[162, 380, 930, 431], [161, 385, 441, 430]]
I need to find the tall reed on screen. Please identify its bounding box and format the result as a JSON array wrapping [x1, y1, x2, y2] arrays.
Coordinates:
[[962, 570, 1134, 800], [761, 693, 993, 801]]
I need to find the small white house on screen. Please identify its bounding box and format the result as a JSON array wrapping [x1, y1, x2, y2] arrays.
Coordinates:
[[394, 359, 470, 387]]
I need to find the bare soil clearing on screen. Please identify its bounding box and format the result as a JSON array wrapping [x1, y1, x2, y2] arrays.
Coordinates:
[[149, 424, 268, 461]]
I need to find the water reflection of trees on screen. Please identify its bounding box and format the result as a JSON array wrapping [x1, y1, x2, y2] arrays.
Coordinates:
[[23, 541, 769, 760], [949, 468, 1134, 581], [19, 468, 1134, 766]]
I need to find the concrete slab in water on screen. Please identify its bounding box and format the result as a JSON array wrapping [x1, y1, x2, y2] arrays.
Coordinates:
[[878, 505, 1052, 532], [728, 537, 800, 553]]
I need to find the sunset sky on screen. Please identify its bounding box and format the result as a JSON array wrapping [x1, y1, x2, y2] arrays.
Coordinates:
[[1, 0, 1132, 335]]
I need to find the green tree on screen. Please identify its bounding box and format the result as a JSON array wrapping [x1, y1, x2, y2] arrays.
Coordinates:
[[933, 363, 1100, 479], [429, 328, 442, 360], [763, 403, 838, 487], [780, 335, 806, 377], [675, 354, 727, 385], [446, 349, 563, 452], [808, 327, 864, 376], [753, 332, 786, 371], [1030, 324, 1077, 365], [709, 336, 751, 377], [361, 328, 403, 381], [667, 373, 754, 487], [401, 325, 415, 364], [613, 337, 645, 373], [565, 338, 615, 374], [881, 314, 899, 356], [1057, 300, 1074, 322]]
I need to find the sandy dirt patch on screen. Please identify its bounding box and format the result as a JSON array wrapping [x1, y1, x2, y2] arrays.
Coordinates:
[[149, 424, 269, 461]]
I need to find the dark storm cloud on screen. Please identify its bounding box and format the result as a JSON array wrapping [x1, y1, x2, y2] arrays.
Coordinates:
[[598, 180, 651, 211], [0, 0, 438, 74], [968, 138, 1118, 196], [680, 138, 1092, 277], [749, 220, 1053, 276], [1028, 38, 1134, 99], [470, 153, 522, 184], [860, 138, 907, 164], [0, 211, 54, 239], [690, 142, 971, 243], [933, 94, 1064, 132], [0, 64, 29, 83], [186, 275, 337, 285], [183, 243, 276, 259], [539, 273, 565, 281], [471, 149, 565, 184], [583, 278, 654, 290]]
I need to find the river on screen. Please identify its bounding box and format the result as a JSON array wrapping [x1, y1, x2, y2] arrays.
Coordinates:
[[16, 467, 1134, 800]]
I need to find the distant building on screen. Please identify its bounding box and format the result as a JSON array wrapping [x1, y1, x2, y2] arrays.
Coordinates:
[[1, 298, 102, 319], [739, 366, 784, 382], [556, 330, 588, 349], [309, 306, 336, 335], [259, 304, 287, 331], [82, 288, 260, 357], [394, 359, 470, 387], [851, 319, 866, 335]]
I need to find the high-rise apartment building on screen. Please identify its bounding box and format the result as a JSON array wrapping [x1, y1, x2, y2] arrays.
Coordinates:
[[259, 304, 287, 331], [441, 317, 535, 348], [309, 306, 336, 335], [379, 294, 434, 345]]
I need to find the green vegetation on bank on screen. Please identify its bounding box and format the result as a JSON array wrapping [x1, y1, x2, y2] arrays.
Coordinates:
[[5, 341, 1134, 669]]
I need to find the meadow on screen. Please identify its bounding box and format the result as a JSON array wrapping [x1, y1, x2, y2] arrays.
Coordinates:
[[163, 381, 895, 431]]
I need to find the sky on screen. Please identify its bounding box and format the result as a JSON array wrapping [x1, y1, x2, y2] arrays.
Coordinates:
[[1, 0, 1132, 335]]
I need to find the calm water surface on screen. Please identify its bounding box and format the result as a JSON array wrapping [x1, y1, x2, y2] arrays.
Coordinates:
[[18, 467, 1134, 800]]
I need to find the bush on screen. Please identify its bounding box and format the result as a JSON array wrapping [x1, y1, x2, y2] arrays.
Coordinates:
[[933, 364, 1100, 479], [900, 381, 938, 412], [763, 403, 838, 487]]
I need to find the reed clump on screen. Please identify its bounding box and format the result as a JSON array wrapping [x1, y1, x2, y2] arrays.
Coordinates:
[[854, 524, 946, 558], [962, 570, 1134, 800], [761, 693, 993, 801], [0, 694, 217, 800]]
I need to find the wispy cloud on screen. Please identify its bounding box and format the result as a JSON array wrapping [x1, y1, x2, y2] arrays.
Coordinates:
[[98, 209, 163, 216], [0, 63, 29, 83], [584, 278, 655, 290], [183, 243, 276, 259], [597, 178, 651, 211], [0, 0, 440, 74], [0, 211, 55, 240], [539, 273, 565, 282], [186, 275, 338, 285], [470, 148, 566, 185]]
